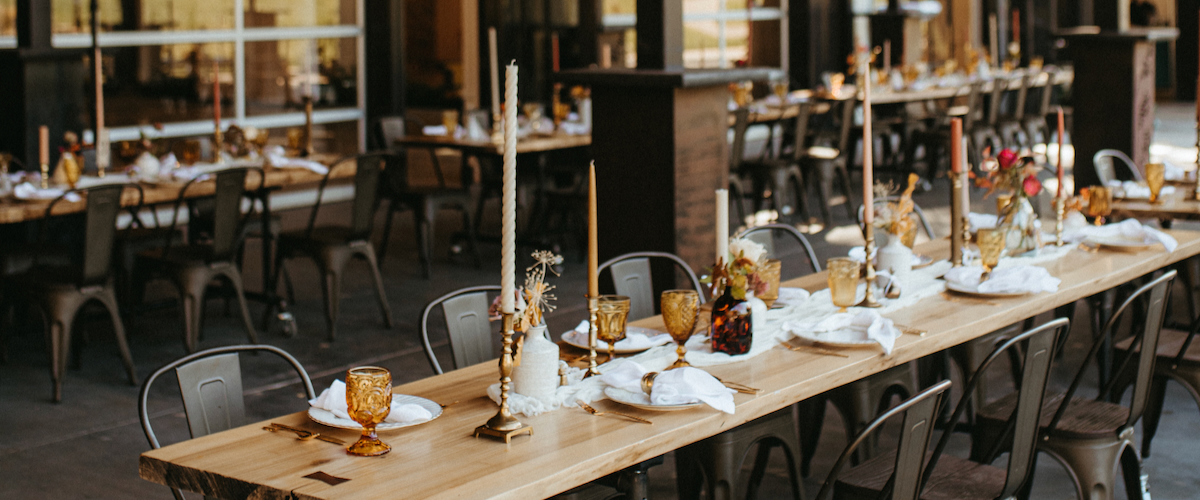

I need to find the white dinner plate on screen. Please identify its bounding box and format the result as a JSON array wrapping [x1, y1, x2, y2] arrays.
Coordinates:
[[561, 326, 672, 354], [790, 329, 879, 349], [604, 387, 702, 412], [944, 281, 1033, 298], [912, 254, 935, 269], [1084, 236, 1160, 252], [307, 394, 443, 432]]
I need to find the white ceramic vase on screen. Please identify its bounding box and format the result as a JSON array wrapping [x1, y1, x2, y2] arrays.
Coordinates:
[[512, 324, 559, 401], [877, 235, 913, 277]]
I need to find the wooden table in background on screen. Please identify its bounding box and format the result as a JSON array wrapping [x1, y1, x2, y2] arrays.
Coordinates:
[[394, 132, 591, 156], [140, 231, 1200, 500], [1112, 188, 1200, 223]]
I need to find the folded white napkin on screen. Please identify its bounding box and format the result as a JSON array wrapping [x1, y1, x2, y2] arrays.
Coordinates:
[[1106, 180, 1176, 200], [774, 287, 811, 307], [1164, 163, 1187, 181], [1065, 219, 1177, 252], [783, 310, 902, 354], [12, 182, 79, 202], [563, 320, 672, 350], [309, 380, 432, 425], [849, 246, 925, 266], [600, 361, 735, 413], [944, 265, 1060, 295], [158, 153, 178, 171]]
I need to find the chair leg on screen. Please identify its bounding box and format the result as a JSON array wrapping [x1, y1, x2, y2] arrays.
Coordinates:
[[178, 275, 208, 353], [797, 398, 825, 477], [1139, 374, 1169, 457], [744, 442, 773, 500], [360, 245, 394, 329], [416, 205, 433, 279], [807, 162, 833, 228], [321, 265, 343, 341], [836, 162, 855, 220], [48, 315, 69, 402], [219, 267, 259, 345], [96, 289, 137, 385], [1119, 445, 1149, 500], [377, 203, 397, 269], [461, 203, 482, 268]]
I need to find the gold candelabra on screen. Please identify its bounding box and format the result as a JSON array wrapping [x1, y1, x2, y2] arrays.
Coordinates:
[[950, 172, 965, 266], [858, 224, 881, 308], [474, 312, 532, 442], [1054, 197, 1065, 246], [584, 295, 601, 378], [39, 162, 49, 189], [213, 129, 225, 164]]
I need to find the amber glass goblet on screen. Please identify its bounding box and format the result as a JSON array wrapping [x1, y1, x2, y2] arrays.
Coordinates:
[[1146, 163, 1165, 204], [827, 257, 860, 313], [180, 140, 201, 166], [286, 128, 304, 152], [758, 259, 783, 308], [345, 366, 392, 456], [976, 228, 1005, 281], [1086, 186, 1112, 226], [595, 295, 631, 362], [661, 290, 700, 369]]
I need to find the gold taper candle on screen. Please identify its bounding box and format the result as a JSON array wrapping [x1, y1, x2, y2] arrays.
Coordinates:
[[587, 161, 599, 298], [500, 61, 518, 314], [1056, 107, 1064, 198]]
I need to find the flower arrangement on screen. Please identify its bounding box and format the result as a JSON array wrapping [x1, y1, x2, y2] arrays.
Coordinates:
[[974, 147, 1042, 199], [710, 238, 769, 300], [489, 250, 563, 332], [873, 174, 919, 236]]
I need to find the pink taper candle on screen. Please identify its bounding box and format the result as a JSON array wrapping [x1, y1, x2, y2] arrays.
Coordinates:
[[861, 60, 874, 228], [38, 126, 48, 165], [1057, 107, 1065, 197], [212, 62, 221, 130]]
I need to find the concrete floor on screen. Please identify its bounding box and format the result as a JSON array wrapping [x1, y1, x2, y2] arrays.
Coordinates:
[[2, 102, 1199, 499]]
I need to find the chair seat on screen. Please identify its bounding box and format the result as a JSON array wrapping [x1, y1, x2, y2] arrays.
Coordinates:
[[976, 392, 1129, 440], [137, 246, 224, 268], [836, 452, 1006, 500], [6, 266, 88, 291], [1114, 328, 1200, 365], [279, 227, 365, 248], [807, 146, 839, 160]]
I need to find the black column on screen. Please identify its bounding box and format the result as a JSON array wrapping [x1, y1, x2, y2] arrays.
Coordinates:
[[1176, 0, 1198, 101], [364, 0, 404, 139], [636, 0, 683, 70]]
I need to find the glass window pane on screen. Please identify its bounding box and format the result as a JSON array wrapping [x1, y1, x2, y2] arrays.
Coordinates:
[[724, 20, 749, 67], [0, 0, 13, 37], [683, 20, 720, 68], [684, 0, 719, 15], [54, 0, 235, 33], [245, 0, 357, 28], [101, 43, 236, 127], [245, 38, 357, 117], [602, 0, 635, 15]]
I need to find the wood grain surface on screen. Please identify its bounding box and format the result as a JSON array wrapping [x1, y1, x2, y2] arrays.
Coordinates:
[[141, 229, 1198, 500], [393, 133, 591, 156]]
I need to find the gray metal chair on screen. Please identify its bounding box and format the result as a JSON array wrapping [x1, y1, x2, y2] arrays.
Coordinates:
[[138, 344, 316, 500], [813, 380, 953, 500], [973, 271, 1175, 500], [1024, 67, 1059, 147], [739, 103, 815, 223], [735, 223, 821, 276], [133, 166, 262, 353], [803, 97, 857, 228], [598, 251, 706, 322], [272, 154, 394, 341], [835, 318, 1067, 500], [855, 197, 937, 242], [1093, 149, 1143, 185], [420, 285, 501, 375], [2, 183, 143, 401]]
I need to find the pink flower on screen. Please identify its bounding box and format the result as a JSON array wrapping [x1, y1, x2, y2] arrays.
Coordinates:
[[997, 149, 1019, 170], [1022, 175, 1042, 197]]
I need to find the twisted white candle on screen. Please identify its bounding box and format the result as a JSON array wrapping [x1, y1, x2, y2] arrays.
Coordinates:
[[500, 62, 519, 314]]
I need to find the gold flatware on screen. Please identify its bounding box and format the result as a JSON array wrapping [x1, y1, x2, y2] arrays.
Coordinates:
[[439, 400, 460, 409], [266, 424, 346, 445], [576, 400, 652, 425], [895, 324, 926, 336], [1077, 243, 1099, 253], [714, 377, 761, 395], [940, 291, 1000, 306], [786, 344, 850, 358]]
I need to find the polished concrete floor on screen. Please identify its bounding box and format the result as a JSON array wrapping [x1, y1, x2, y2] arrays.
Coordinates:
[[2, 102, 1200, 499]]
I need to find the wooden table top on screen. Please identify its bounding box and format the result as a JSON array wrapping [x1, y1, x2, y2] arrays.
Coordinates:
[[1112, 188, 1200, 221], [139, 229, 1200, 500], [869, 69, 1074, 105], [394, 132, 591, 156], [0, 156, 349, 225]]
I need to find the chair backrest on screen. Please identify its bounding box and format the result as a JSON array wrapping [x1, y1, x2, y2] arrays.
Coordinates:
[[598, 252, 706, 321], [162, 166, 263, 263], [1012, 71, 1031, 120], [138, 344, 315, 500], [962, 80, 986, 131], [729, 107, 750, 171], [1037, 67, 1058, 118], [305, 153, 386, 242], [1092, 149, 1142, 184], [1049, 270, 1175, 436], [987, 77, 1008, 125], [834, 97, 856, 160], [922, 317, 1068, 499], [815, 380, 953, 500], [734, 223, 821, 276], [421, 285, 501, 374], [788, 102, 814, 162], [41, 183, 143, 287], [856, 197, 937, 240], [376, 116, 406, 149]]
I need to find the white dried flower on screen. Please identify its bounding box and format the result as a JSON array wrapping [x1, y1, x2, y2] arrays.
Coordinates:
[[728, 237, 767, 264]]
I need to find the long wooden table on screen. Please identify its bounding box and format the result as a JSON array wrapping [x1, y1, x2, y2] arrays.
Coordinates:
[[394, 132, 591, 156], [139, 230, 1200, 500], [1112, 188, 1200, 222]]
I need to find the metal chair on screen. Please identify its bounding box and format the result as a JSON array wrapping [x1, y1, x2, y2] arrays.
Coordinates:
[[1093, 149, 1143, 185], [739, 103, 815, 223], [813, 380, 953, 500], [420, 285, 501, 375], [855, 197, 937, 241], [2, 183, 142, 401], [1024, 67, 1059, 147], [835, 318, 1067, 500], [735, 223, 821, 275], [271, 154, 394, 341], [138, 344, 316, 500], [998, 71, 1033, 150], [597, 251, 706, 322], [802, 97, 857, 228], [973, 271, 1175, 500], [728, 107, 753, 225], [133, 166, 262, 353]]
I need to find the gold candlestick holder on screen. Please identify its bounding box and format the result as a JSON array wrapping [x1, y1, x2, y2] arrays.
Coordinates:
[[1054, 197, 1065, 246], [858, 224, 881, 308], [491, 111, 504, 145], [213, 130, 225, 164], [950, 172, 965, 266], [583, 295, 601, 378], [474, 312, 533, 442], [39, 163, 49, 189]]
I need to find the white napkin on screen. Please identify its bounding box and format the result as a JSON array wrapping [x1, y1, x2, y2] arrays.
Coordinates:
[[1106, 180, 1176, 200], [783, 310, 902, 355], [12, 182, 79, 202], [774, 287, 811, 307], [1065, 219, 1177, 252], [563, 320, 673, 350], [849, 246, 925, 266], [968, 212, 998, 231], [944, 265, 1060, 295], [558, 121, 590, 135], [600, 361, 736, 414], [309, 380, 432, 425], [158, 153, 178, 171], [421, 125, 448, 136], [1164, 163, 1187, 181]]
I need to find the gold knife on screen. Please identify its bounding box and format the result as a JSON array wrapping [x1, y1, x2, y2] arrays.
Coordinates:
[[270, 423, 346, 445]]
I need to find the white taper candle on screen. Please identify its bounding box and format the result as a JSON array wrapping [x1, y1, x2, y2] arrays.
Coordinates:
[[500, 62, 519, 314], [715, 189, 728, 265]]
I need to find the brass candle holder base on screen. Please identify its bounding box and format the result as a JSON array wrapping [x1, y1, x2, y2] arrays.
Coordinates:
[[39, 163, 49, 189], [474, 313, 533, 442], [213, 132, 225, 164], [857, 225, 881, 308], [583, 296, 601, 378]]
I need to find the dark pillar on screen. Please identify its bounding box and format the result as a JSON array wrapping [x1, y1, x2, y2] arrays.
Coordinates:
[[1064, 28, 1178, 191], [636, 0, 683, 70], [364, 0, 404, 135], [1092, 0, 1128, 32], [1176, 1, 1198, 101]]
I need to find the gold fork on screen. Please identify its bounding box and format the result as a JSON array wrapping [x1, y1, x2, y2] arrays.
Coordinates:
[[786, 344, 850, 358], [895, 324, 927, 336], [576, 400, 653, 425]]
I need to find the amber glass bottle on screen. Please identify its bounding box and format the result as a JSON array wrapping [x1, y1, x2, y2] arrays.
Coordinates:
[[711, 287, 752, 355]]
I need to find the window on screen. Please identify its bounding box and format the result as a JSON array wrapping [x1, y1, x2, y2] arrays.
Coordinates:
[[601, 0, 785, 69], [42, 0, 363, 151]]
